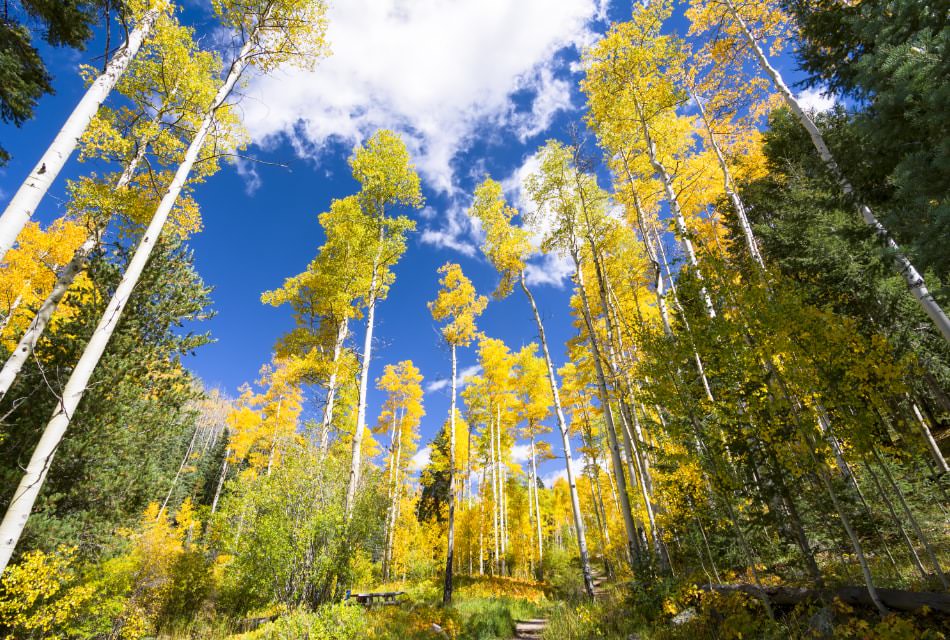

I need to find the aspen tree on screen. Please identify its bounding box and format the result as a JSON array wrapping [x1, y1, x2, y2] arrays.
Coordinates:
[[0, 0, 331, 574], [513, 344, 552, 576], [429, 264, 486, 604], [525, 142, 642, 571], [375, 360, 424, 581], [262, 196, 373, 454], [688, 0, 950, 342], [0, 0, 168, 262], [344, 131, 422, 519], [0, 13, 230, 400], [468, 177, 596, 598]]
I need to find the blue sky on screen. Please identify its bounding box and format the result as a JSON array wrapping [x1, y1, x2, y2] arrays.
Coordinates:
[[0, 0, 830, 483]]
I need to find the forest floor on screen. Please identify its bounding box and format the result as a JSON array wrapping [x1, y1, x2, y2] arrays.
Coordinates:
[[226, 570, 950, 640]]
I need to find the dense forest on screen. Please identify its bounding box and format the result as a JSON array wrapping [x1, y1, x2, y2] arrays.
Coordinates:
[[0, 0, 947, 638]]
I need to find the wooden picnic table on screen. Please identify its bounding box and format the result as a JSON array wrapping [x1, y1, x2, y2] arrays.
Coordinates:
[[346, 590, 406, 607]]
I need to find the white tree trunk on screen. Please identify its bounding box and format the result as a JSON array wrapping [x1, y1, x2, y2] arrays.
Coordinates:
[[0, 7, 161, 263], [210, 450, 229, 515], [265, 395, 284, 477], [723, 0, 950, 343], [530, 437, 544, 566], [520, 270, 595, 598], [0, 34, 256, 576], [0, 117, 156, 401], [345, 240, 383, 518], [320, 317, 348, 455], [911, 401, 949, 474], [688, 86, 765, 271], [634, 98, 717, 319], [443, 344, 457, 604], [573, 260, 642, 569]]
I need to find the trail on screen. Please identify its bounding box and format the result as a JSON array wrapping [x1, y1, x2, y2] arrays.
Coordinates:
[[513, 571, 609, 639]]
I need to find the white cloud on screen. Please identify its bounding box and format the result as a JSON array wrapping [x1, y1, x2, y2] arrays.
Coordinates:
[[797, 87, 835, 113], [425, 364, 482, 393], [230, 155, 262, 195], [239, 0, 601, 194], [510, 443, 531, 463], [419, 203, 481, 257], [524, 252, 574, 288], [411, 446, 431, 470]]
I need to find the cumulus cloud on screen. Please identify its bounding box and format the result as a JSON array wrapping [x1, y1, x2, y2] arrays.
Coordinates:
[[239, 0, 601, 194], [411, 446, 431, 470], [419, 203, 481, 257], [525, 253, 574, 288], [510, 443, 531, 463], [426, 364, 482, 393], [797, 87, 836, 113]]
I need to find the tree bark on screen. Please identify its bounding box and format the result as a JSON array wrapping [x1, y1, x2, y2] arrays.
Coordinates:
[[345, 237, 383, 519], [0, 6, 160, 262], [320, 318, 348, 456], [519, 271, 595, 598], [722, 0, 950, 343], [0, 29, 258, 577], [443, 345, 457, 605]]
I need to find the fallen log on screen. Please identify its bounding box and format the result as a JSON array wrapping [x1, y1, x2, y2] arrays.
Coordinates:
[[700, 583, 950, 613]]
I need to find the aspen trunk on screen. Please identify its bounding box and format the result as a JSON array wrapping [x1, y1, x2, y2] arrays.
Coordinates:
[[863, 459, 929, 581], [210, 450, 230, 515], [265, 396, 283, 477], [489, 406, 500, 574], [443, 345, 457, 605], [911, 401, 949, 474], [345, 240, 382, 518], [0, 6, 161, 262], [688, 86, 765, 271], [519, 271, 595, 598], [723, 0, 950, 343], [320, 318, 348, 455], [573, 260, 640, 569], [0, 131, 153, 400], [0, 296, 22, 334], [873, 448, 949, 589], [634, 97, 716, 319], [158, 423, 200, 519], [530, 437, 544, 569], [0, 32, 258, 576]]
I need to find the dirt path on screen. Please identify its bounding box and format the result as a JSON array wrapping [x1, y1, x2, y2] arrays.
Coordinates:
[[512, 572, 609, 639]]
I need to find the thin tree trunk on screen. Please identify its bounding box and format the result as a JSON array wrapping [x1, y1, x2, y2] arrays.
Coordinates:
[[0, 6, 161, 262], [910, 401, 949, 474], [530, 437, 544, 572], [0, 129, 153, 400], [863, 459, 928, 581], [519, 271, 595, 598], [210, 450, 230, 515], [443, 344, 457, 605], [320, 318, 348, 456], [687, 85, 765, 271], [266, 396, 284, 477], [633, 96, 716, 319], [345, 238, 383, 518], [0, 29, 259, 576], [490, 405, 500, 574], [572, 259, 640, 569], [873, 448, 949, 589], [158, 423, 200, 519], [722, 0, 950, 342]]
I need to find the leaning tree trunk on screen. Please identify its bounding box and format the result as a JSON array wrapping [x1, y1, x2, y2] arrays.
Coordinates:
[[519, 271, 595, 598], [443, 344, 458, 605], [0, 5, 161, 262], [0, 32, 258, 576], [345, 240, 383, 519], [573, 259, 641, 570], [0, 126, 155, 400], [688, 86, 765, 271], [634, 96, 716, 319], [722, 0, 950, 343], [320, 317, 348, 456], [530, 436, 544, 572]]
